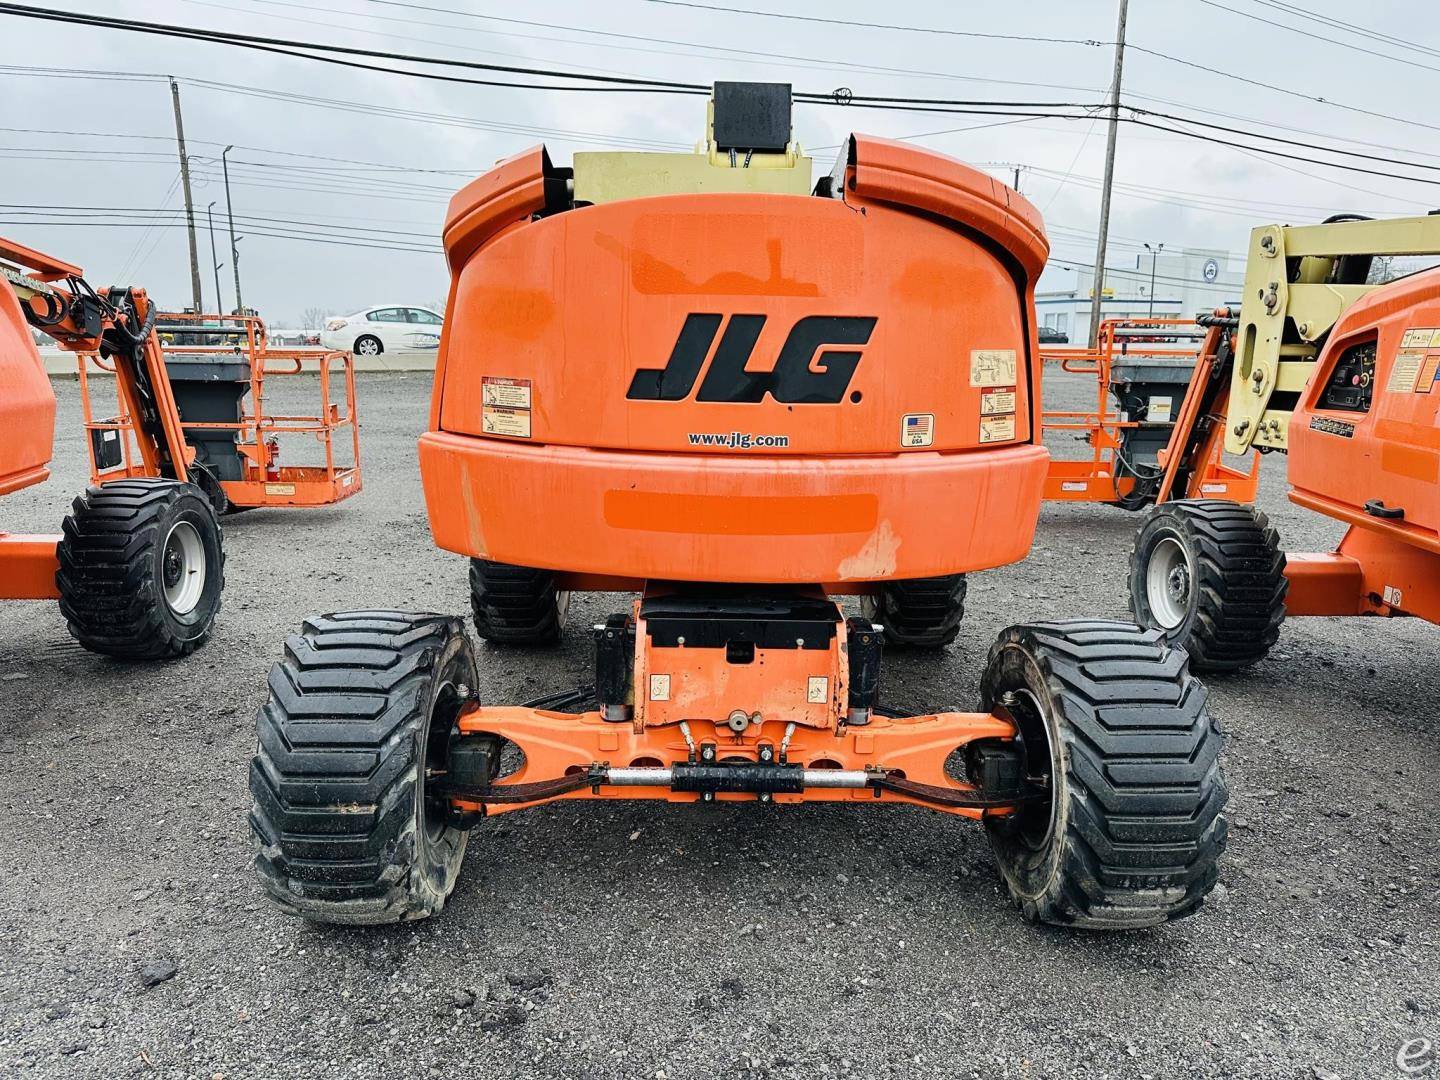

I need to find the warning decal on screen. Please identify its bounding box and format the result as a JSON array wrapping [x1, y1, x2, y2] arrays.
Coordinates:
[[1418, 353, 1440, 393], [482, 376, 533, 438], [970, 349, 1017, 388], [980, 414, 1015, 443], [980, 389, 1016, 416], [1389, 351, 1424, 393], [1400, 328, 1440, 349]]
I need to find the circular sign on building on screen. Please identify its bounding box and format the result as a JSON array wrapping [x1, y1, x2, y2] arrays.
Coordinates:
[[1202, 258, 1220, 283]]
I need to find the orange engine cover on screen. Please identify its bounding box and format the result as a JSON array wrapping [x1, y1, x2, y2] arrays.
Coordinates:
[[0, 276, 56, 497], [1288, 267, 1440, 544], [422, 135, 1052, 585]]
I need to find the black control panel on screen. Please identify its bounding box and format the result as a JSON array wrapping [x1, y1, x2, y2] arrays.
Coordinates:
[[1319, 341, 1377, 412]]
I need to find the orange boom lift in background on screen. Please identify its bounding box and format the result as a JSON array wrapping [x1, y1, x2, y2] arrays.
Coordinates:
[[249, 84, 1228, 931], [1040, 317, 1259, 509], [73, 309, 361, 514], [0, 236, 225, 658], [1126, 215, 1440, 670]]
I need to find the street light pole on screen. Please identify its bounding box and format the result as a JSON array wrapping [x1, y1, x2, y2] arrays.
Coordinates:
[[1144, 241, 1164, 318], [206, 201, 223, 316], [222, 145, 244, 316]]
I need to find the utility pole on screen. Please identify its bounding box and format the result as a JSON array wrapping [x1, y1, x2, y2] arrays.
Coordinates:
[[222, 145, 243, 316], [1013, 166, 1021, 193], [1087, 0, 1129, 348], [170, 77, 204, 313], [1144, 241, 1164, 318], [207, 202, 223, 316]]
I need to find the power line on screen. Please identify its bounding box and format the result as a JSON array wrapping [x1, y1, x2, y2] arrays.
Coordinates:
[[1125, 105, 1440, 175], [636, 0, 1107, 46], [1248, 0, 1440, 59], [2, 218, 440, 254], [184, 0, 666, 89], [0, 4, 1105, 110], [350, 0, 1107, 94], [5, 17, 1440, 192], [1023, 164, 1432, 218], [0, 3, 713, 93], [1195, 0, 1440, 76], [1126, 42, 1440, 138], [356, 0, 1440, 163], [814, 99, 1440, 186]]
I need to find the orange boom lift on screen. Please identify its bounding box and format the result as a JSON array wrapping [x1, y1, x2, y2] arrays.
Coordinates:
[[74, 310, 361, 514], [1040, 317, 1259, 509], [0, 236, 224, 657], [250, 85, 1227, 930], [1126, 215, 1440, 670]]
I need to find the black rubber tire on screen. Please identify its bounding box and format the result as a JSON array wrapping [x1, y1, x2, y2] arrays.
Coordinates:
[[1128, 499, 1287, 672], [469, 559, 569, 645], [354, 334, 383, 356], [978, 620, 1228, 930], [249, 611, 477, 924], [861, 574, 966, 648], [56, 478, 225, 660]]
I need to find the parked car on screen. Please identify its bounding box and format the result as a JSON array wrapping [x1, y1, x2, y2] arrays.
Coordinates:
[[1038, 326, 1069, 344], [321, 306, 444, 356]]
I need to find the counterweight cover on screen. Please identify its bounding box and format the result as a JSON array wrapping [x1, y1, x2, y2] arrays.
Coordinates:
[[421, 135, 1053, 585]]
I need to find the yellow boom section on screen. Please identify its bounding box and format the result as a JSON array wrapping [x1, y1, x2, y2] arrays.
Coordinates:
[[1229, 215, 1440, 453]]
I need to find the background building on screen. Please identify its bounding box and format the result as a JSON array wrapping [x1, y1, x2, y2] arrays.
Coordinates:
[[1037, 247, 1245, 343]]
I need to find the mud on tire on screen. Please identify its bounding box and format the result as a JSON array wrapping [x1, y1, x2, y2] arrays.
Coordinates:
[[249, 611, 477, 924], [978, 620, 1228, 930], [861, 574, 966, 648], [1128, 499, 1287, 672], [469, 559, 570, 645], [57, 478, 224, 660]]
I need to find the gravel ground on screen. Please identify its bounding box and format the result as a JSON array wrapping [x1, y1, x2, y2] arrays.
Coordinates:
[[0, 371, 1435, 1080]]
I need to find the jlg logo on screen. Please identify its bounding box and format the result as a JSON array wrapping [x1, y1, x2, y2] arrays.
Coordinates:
[[626, 314, 877, 404]]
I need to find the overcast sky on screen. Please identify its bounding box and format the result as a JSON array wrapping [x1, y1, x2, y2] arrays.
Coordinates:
[[4, 0, 1437, 325]]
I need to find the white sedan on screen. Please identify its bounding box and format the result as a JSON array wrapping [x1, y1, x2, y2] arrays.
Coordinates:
[[321, 305, 444, 356]]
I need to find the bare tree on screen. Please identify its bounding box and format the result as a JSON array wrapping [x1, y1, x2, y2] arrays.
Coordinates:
[[301, 306, 328, 330]]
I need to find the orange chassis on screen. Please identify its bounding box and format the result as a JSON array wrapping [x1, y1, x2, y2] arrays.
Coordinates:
[[418, 134, 1057, 817], [441, 593, 1027, 819], [1278, 266, 1440, 627]]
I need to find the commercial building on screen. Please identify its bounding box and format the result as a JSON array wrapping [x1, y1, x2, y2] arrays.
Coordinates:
[[1036, 246, 1245, 343]]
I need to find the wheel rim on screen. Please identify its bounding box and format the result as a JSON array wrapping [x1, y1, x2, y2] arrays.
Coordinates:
[[1004, 686, 1059, 852], [161, 520, 206, 616], [357, 337, 379, 355], [424, 680, 465, 840], [1146, 535, 1193, 630]]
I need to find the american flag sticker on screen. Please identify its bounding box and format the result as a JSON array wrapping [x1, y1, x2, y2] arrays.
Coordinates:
[[901, 413, 934, 447]]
